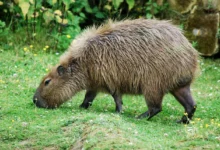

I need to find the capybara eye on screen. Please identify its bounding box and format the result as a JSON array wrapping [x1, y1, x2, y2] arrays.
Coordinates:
[[44, 79, 51, 86]]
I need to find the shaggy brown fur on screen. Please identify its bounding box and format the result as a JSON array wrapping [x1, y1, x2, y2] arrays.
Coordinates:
[[33, 19, 199, 124]]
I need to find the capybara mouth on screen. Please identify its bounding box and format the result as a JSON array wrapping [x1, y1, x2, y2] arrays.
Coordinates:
[[33, 95, 49, 108], [33, 96, 59, 109]]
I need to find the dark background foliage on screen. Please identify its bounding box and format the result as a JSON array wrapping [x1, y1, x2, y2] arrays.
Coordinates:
[[0, 0, 170, 52]]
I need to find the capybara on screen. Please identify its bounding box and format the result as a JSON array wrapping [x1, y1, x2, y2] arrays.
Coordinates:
[[33, 19, 199, 124]]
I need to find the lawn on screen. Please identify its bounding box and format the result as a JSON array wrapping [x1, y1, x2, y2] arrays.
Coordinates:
[[0, 49, 219, 149]]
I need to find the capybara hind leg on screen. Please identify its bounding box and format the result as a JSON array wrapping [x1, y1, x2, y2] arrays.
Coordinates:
[[112, 92, 123, 113], [138, 94, 163, 120], [80, 90, 97, 109], [171, 85, 196, 124], [138, 107, 162, 119]]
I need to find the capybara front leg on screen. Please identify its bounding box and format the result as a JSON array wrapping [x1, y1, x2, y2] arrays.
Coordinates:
[[80, 90, 97, 109], [171, 85, 196, 124], [112, 92, 123, 113]]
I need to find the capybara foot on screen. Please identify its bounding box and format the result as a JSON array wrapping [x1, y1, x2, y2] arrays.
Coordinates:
[[177, 106, 197, 124], [115, 104, 122, 113], [137, 111, 149, 119], [137, 107, 161, 120], [112, 93, 123, 113], [80, 102, 92, 109], [177, 115, 190, 124]]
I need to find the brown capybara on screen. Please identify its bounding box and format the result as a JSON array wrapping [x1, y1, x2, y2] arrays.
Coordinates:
[[33, 19, 199, 124]]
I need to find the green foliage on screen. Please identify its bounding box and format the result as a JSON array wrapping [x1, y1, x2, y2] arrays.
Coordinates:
[[145, 0, 169, 19], [0, 20, 6, 33], [217, 28, 220, 39], [192, 41, 198, 49], [112, 0, 124, 9], [0, 0, 171, 52], [0, 0, 86, 51], [126, 0, 135, 11]]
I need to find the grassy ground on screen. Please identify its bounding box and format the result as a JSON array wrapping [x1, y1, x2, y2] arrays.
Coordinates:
[[0, 49, 219, 149]]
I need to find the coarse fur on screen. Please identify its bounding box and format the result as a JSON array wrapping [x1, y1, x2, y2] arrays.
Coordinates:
[[33, 19, 199, 124]]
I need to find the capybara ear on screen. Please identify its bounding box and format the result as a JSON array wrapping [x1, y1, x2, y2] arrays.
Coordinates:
[[57, 65, 66, 76], [71, 59, 78, 65]]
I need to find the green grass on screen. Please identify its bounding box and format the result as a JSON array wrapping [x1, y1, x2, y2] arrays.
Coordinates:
[[0, 49, 220, 149]]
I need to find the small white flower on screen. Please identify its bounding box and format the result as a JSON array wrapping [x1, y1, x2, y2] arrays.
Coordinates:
[[134, 130, 138, 134], [22, 122, 28, 127], [13, 73, 18, 77]]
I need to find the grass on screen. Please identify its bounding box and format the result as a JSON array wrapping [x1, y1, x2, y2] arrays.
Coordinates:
[[0, 48, 220, 149]]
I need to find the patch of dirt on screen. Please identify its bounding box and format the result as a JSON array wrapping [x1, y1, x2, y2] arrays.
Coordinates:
[[43, 147, 59, 150], [69, 122, 143, 149], [70, 124, 91, 150], [19, 139, 33, 146]]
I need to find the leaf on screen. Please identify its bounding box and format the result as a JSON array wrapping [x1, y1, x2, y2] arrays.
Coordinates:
[[55, 16, 68, 25], [112, 0, 123, 9], [62, 0, 74, 10], [126, 0, 134, 10], [43, 10, 54, 24], [95, 12, 105, 19], [0, 1, 3, 6], [18, 0, 30, 17], [153, 2, 158, 7], [29, 0, 34, 5], [79, 12, 85, 18], [146, 13, 152, 19], [47, 0, 57, 5], [61, 19, 68, 25], [54, 10, 62, 16], [104, 5, 112, 11], [36, 0, 43, 9], [146, 7, 151, 11], [154, 9, 159, 14], [14, 0, 19, 4], [84, 0, 92, 13], [66, 10, 75, 24], [55, 15, 62, 23], [26, 4, 34, 19]]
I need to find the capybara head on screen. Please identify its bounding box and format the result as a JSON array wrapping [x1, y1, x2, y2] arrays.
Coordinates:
[[33, 62, 84, 108]]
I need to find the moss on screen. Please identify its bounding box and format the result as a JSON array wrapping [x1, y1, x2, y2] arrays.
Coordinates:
[[185, 9, 219, 56], [168, 0, 197, 13]]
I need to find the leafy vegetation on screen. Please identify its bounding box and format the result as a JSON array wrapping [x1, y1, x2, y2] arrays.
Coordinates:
[[0, 48, 220, 149], [0, 0, 170, 52]]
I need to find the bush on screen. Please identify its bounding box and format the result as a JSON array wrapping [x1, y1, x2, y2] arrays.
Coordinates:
[[0, 0, 170, 52]]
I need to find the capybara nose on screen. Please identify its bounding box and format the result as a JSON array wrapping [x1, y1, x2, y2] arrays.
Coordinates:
[[33, 95, 48, 108], [33, 97, 37, 104]]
